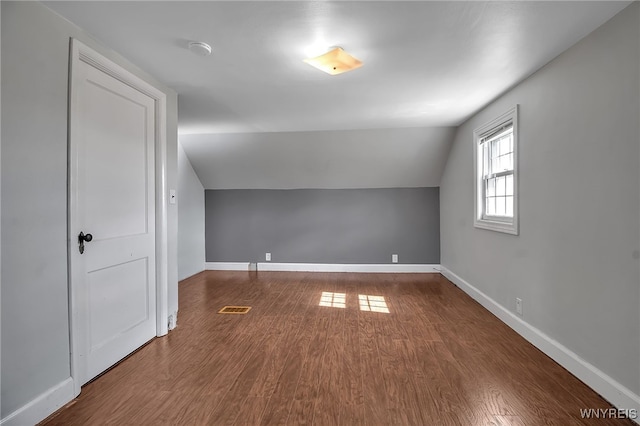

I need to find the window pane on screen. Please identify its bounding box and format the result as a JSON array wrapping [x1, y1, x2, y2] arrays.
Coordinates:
[[496, 176, 505, 196], [496, 196, 506, 216], [498, 154, 513, 172], [491, 140, 499, 158], [498, 155, 507, 172], [491, 158, 499, 174], [506, 174, 513, 196], [500, 136, 511, 155], [487, 177, 495, 196], [506, 196, 514, 217], [486, 197, 495, 216]]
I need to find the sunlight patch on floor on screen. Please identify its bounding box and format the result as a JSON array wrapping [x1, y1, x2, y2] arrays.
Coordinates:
[[319, 291, 346, 308], [358, 294, 389, 313]]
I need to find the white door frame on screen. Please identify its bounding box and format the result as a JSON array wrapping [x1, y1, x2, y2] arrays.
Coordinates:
[[68, 38, 168, 397]]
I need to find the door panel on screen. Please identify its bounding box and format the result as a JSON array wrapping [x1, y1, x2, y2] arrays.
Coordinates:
[[88, 258, 149, 351], [72, 58, 157, 385], [83, 70, 151, 239]]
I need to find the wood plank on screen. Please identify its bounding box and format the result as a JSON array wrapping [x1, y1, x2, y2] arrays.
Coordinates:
[[41, 271, 635, 426]]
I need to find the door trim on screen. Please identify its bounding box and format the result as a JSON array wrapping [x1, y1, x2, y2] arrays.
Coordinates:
[[67, 38, 168, 397]]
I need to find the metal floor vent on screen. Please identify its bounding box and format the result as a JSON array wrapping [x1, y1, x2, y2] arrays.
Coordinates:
[[218, 306, 251, 314]]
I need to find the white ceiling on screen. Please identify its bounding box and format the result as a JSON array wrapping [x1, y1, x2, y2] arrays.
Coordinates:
[[44, 1, 631, 188]]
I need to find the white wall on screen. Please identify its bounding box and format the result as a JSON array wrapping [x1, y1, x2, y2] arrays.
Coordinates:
[[178, 142, 205, 280], [0, 1, 178, 422], [440, 2, 639, 409]]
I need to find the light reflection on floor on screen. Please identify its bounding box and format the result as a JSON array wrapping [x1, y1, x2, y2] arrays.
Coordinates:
[[358, 294, 390, 313], [318, 291, 346, 308], [318, 292, 389, 313]]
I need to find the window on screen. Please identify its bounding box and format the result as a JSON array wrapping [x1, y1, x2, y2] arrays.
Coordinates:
[[474, 106, 519, 235]]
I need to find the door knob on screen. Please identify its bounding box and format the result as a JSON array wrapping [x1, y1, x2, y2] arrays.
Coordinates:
[[78, 231, 93, 254]]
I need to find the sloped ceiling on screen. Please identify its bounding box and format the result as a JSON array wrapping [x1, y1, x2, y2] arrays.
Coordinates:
[[45, 1, 631, 189], [180, 127, 456, 189]]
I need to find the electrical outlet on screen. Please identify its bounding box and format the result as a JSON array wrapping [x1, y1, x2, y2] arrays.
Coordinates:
[[168, 311, 177, 330], [392, 254, 398, 263], [265, 252, 271, 261], [516, 297, 523, 316]]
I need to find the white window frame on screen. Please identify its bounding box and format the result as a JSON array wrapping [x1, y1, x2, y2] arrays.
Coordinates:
[[473, 105, 519, 235]]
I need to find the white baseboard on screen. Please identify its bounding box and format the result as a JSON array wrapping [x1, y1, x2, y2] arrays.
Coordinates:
[[206, 262, 440, 273], [1, 377, 75, 426], [440, 266, 640, 420], [255, 263, 440, 273]]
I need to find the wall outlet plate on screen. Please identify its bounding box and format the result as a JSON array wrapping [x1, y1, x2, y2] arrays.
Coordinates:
[[516, 297, 523, 316], [392, 254, 398, 263], [265, 252, 271, 261], [168, 312, 177, 330]]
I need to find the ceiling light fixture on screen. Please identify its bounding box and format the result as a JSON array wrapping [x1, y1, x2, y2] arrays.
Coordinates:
[[303, 47, 362, 75], [188, 41, 212, 56]]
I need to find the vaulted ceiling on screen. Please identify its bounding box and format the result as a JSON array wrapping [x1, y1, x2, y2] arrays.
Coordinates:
[[45, 1, 631, 189]]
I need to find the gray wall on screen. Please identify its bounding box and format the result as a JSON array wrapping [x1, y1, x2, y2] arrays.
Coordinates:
[[178, 141, 205, 280], [206, 188, 440, 264], [1, 1, 179, 419], [440, 2, 639, 396]]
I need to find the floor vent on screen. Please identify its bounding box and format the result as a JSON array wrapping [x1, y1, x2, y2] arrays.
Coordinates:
[[218, 306, 252, 314]]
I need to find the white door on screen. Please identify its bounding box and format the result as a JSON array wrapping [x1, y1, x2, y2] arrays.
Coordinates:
[[70, 53, 157, 386]]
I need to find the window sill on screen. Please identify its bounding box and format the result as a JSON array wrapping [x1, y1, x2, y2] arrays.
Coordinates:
[[474, 218, 519, 235]]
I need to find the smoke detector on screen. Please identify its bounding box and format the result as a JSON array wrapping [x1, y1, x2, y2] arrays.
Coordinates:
[[188, 41, 212, 56]]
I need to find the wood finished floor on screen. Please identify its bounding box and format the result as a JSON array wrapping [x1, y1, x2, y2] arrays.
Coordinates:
[[42, 271, 633, 426]]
